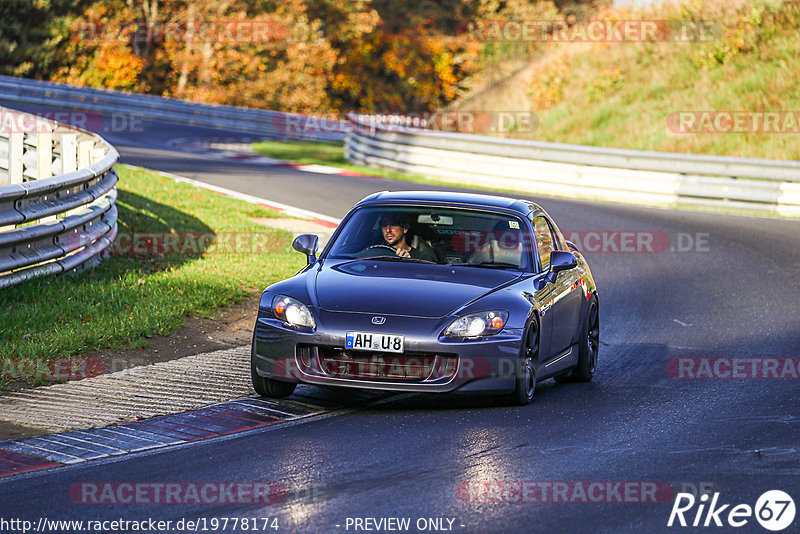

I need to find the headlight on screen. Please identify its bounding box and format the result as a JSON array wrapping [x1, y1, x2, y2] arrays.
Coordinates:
[[443, 310, 508, 338], [273, 295, 316, 329]]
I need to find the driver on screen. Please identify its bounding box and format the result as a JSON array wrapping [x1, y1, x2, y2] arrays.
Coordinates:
[[374, 214, 438, 262]]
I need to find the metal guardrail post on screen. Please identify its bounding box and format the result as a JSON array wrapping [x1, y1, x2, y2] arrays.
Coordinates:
[[8, 132, 23, 184], [91, 147, 104, 164], [37, 131, 52, 179], [78, 140, 93, 168], [61, 134, 77, 174]]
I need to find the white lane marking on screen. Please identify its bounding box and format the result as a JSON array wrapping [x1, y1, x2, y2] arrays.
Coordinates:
[[118, 163, 341, 225], [673, 319, 693, 327], [292, 163, 350, 174], [166, 138, 372, 177]]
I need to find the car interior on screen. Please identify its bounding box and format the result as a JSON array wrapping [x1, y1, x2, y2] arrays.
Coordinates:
[[328, 207, 528, 268]]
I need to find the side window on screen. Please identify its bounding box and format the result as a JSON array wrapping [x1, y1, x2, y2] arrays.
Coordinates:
[[548, 219, 565, 252], [533, 216, 554, 271]]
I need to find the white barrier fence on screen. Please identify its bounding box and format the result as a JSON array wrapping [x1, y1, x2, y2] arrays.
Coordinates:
[[0, 106, 118, 288], [345, 113, 800, 217], [0, 110, 106, 184]]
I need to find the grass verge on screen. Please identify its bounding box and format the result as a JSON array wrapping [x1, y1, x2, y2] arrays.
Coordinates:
[[512, 0, 800, 161], [0, 164, 304, 388]]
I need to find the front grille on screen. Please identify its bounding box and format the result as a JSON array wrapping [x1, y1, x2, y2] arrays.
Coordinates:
[[299, 345, 457, 382]]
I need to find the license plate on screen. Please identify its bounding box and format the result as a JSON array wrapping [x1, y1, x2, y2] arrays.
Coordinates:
[[345, 331, 404, 353]]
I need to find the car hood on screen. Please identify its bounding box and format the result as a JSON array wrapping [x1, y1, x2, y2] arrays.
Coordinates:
[[315, 260, 521, 318]]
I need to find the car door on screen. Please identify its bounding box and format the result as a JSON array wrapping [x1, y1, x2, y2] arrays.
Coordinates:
[[548, 217, 584, 348], [533, 216, 582, 365]]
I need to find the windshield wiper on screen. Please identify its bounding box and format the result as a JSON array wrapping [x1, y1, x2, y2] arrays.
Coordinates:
[[365, 256, 437, 264], [449, 261, 520, 269]]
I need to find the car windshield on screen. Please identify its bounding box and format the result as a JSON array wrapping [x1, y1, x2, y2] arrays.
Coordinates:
[[325, 205, 532, 270]]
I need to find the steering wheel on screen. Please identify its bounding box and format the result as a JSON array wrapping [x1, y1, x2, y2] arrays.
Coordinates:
[[365, 244, 398, 254]]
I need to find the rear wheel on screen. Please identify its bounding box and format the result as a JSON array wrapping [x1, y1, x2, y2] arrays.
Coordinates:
[[251, 336, 297, 398], [556, 298, 599, 383], [506, 323, 538, 406]]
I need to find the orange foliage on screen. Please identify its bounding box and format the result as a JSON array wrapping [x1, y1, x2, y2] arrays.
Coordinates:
[[333, 26, 480, 112], [53, 5, 144, 90], [50, 0, 485, 114]]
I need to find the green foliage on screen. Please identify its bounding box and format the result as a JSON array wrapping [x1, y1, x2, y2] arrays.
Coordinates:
[[586, 68, 624, 102], [0, 0, 87, 78], [528, 55, 571, 110], [4, 0, 502, 114], [2, 0, 587, 115], [524, 0, 800, 160]]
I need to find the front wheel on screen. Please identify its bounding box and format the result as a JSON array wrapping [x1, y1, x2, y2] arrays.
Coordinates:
[[571, 298, 599, 382], [251, 337, 297, 398], [506, 323, 538, 406]]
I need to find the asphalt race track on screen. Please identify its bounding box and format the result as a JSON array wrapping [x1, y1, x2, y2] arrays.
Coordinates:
[[1, 112, 799, 533]]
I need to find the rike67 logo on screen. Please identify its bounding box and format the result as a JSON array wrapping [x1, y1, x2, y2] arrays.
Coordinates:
[[668, 490, 795, 531]]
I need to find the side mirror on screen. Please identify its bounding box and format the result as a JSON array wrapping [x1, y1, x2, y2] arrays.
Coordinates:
[[544, 250, 577, 284], [550, 250, 577, 273], [292, 234, 319, 264]]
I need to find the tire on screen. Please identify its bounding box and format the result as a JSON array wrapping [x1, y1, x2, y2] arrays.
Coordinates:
[[251, 336, 297, 398], [506, 322, 538, 406], [569, 298, 599, 382]]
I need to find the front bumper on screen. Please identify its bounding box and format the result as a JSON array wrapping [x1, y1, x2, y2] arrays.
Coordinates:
[[252, 312, 523, 394]]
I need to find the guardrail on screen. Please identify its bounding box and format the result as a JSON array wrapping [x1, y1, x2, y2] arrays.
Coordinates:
[[0, 106, 118, 289], [345, 113, 800, 217], [0, 75, 347, 142]]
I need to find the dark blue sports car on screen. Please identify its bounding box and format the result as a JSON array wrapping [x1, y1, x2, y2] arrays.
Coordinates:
[[251, 191, 598, 405]]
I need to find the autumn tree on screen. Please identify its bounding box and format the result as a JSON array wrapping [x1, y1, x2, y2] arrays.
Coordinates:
[[0, 0, 89, 78], [37, 0, 563, 114]]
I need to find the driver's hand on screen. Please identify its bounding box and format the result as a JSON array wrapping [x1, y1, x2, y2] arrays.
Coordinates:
[[395, 248, 411, 258]]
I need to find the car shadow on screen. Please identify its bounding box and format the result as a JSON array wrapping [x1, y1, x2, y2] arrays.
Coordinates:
[[337, 377, 571, 412]]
